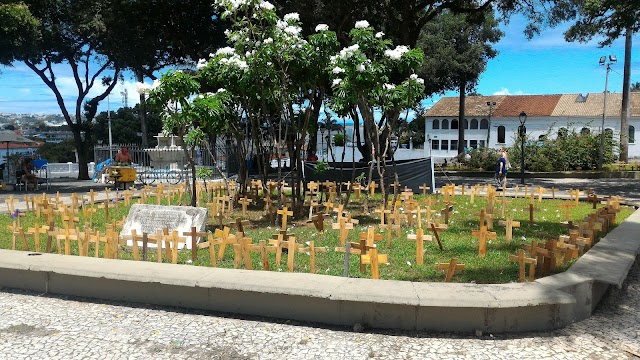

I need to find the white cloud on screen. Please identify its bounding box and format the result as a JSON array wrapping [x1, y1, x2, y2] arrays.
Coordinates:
[[493, 88, 525, 96]]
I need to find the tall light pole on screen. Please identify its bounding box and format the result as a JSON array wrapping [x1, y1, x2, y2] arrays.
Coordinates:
[[518, 111, 527, 185], [486, 101, 496, 147], [319, 127, 325, 161], [598, 55, 616, 171]]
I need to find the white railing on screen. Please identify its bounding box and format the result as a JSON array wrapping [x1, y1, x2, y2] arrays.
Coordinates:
[[47, 162, 96, 178]]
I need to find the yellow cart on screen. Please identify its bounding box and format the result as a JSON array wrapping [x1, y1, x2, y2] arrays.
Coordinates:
[[108, 166, 136, 190]]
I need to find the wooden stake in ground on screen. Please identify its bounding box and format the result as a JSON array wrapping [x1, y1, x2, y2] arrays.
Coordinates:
[[437, 258, 465, 282], [522, 240, 550, 275], [407, 228, 431, 265], [509, 249, 537, 282], [587, 192, 602, 209], [229, 218, 250, 233], [277, 207, 293, 231], [569, 189, 581, 206], [536, 187, 546, 202], [498, 217, 521, 242], [428, 221, 446, 251], [197, 233, 222, 267], [471, 225, 496, 258], [215, 227, 237, 260], [332, 217, 354, 245], [311, 212, 326, 233], [298, 241, 327, 273], [559, 201, 577, 223], [26, 223, 49, 252]]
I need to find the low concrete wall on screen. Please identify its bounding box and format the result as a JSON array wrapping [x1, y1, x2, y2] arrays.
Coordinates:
[[1, 209, 639, 333]]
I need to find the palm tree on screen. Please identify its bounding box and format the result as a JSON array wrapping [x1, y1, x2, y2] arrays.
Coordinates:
[[318, 117, 343, 162], [631, 81, 640, 92]]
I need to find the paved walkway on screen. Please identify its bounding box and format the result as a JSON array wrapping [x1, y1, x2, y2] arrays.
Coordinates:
[[0, 176, 639, 359]]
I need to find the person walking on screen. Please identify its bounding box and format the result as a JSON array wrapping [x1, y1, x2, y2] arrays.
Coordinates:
[[495, 148, 508, 188]]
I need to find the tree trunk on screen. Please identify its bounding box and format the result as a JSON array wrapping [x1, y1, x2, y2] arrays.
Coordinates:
[[457, 79, 467, 158], [620, 28, 632, 162], [75, 134, 90, 180]]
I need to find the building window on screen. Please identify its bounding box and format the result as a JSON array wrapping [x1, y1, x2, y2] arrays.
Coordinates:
[[464, 119, 469, 129], [442, 119, 449, 130], [451, 119, 459, 129], [470, 119, 478, 129], [497, 126, 506, 143], [558, 127, 568, 138], [581, 127, 590, 135], [441, 140, 448, 150], [630, 126, 635, 143], [431, 140, 439, 150], [470, 140, 478, 149], [450, 140, 458, 150], [480, 119, 488, 129], [432, 119, 439, 130]]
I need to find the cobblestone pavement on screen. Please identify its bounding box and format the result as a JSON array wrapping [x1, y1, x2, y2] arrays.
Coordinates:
[[0, 259, 638, 360]]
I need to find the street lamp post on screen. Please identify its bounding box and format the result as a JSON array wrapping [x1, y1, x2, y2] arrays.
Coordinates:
[[486, 101, 496, 147], [319, 127, 325, 161], [107, 94, 113, 160], [598, 55, 616, 171], [518, 111, 527, 185]]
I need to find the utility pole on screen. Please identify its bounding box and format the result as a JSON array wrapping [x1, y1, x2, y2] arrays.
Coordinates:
[[598, 55, 616, 171]]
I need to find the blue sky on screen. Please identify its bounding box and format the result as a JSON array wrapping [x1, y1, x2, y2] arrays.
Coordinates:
[[0, 15, 639, 115]]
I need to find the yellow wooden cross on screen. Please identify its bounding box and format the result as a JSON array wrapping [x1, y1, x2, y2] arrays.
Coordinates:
[[298, 241, 327, 273], [182, 226, 208, 262], [407, 228, 431, 265], [419, 183, 430, 196], [332, 217, 354, 245], [360, 246, 388, 280], [471, 225, 496, 258], [498, 217, 521, 242], [569, 189, 582, 206], [277, 206, 294, 230], [215, 227, 237, 260], [509, 249, 537, 282], [238, 197, 251, 216], [437, 258, 465, 282], [522, 240, 550, 275], [197, 233, 222, 267], [311, 212, 326, 233]]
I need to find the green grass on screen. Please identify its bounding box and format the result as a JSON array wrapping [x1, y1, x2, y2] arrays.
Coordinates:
[[1, 190, 634, 284]]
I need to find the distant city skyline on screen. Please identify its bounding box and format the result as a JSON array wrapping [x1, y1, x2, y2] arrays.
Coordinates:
[[0, 15, 638, 115]]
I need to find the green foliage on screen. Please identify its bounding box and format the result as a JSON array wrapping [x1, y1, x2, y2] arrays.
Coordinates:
[[197, 167, 214, 179], [333, 133, 349, 146], [93, 105, 163, 146], [0, 2, 41, 65], [464, 147, 499, 171], [36, 140, 78, 163], [314, 161, 329, 174], [508, 128, 618, 172]]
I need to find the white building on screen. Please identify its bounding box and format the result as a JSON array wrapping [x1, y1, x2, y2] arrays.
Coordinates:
[[424, 93, 640, 159]]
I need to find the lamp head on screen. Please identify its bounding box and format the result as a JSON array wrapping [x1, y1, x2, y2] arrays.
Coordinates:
[[518, 111, 527, 125], [609, 55, 617, 63], [599, 56, 606, 65]]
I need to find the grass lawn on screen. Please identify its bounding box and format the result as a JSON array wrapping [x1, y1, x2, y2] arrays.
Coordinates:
[[1, 188, 634, 284]]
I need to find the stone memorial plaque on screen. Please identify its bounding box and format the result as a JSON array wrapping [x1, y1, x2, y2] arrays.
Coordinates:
[[121, 204, 208, 249]]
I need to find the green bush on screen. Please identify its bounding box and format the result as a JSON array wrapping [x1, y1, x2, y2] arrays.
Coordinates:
[[464, 147, 500, 171], [333, 133, 349, 146]]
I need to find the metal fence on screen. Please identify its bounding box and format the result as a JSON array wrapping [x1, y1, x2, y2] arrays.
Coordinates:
[[93, 140, 234, 184]]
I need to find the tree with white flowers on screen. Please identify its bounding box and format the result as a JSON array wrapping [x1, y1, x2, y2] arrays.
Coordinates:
[[327, 20, 425, 204]]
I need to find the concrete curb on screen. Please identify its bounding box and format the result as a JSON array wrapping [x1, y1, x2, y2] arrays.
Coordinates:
[[1, 207, 639, 333]]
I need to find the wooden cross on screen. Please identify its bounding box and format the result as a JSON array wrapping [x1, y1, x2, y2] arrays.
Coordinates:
[[166, 230, 186, 264], [311, 212, 326, 233], [441, 201, 455, 225], [437, 258, 465, 282], [269, 230, 293, 267], [427, 221, 446, 251], [418, 183, 431, 197], [556, 236, 578, 263], [471, 225, 496, 258], [277, 207, 294, 230], [559, 201, 577, 223], [542, 239, 558, 276], [244, 240, 275, 270], [498, 217, 520, 242], [197, 233, 222, 267], [523, 198, 539, 226], [215, 227, 237, 260], [298, 241, 327, 273], [26, 222, 49, 253], [536, 187, 546, 202], [499, 193, 510, 218], [281, 235, 304, 272], [182, 226, 208, 262], [307, 200, 322, 222], [407, 228, 431, 265], [474, 209, 493, 230], [332, 217, 354, 245], [369, 182, 378, 196], [233, 232, 252, 269], [374, 207, 391, 226], [55, 227, 79, 256], [569, 189, 582, 206], [522, 240, 550, 275], [509, 249, 537, 282], [389, 181, 400, 195], [587, 192, 602, 209], [360, 246, 388, 279], [238, 197, 251, 216], [551, 187, 557, 199], [229, 218, 250, 233]]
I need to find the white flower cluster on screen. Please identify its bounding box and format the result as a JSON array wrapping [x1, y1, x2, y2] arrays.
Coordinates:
[[263, 37, 273, 44], [332, 79, 342, 86], [283, 13, 300, 22], [217, 88, 226, 93], [315, 24, 329, 32], [410, 73, 424, 84], [338, 44, 359, 60], [216, 47, 236, 56], [220, 54, 248, 71], [216, 0, 250, 11], [384, 45, 409, 60], [356, 63, 366, 72], [354, 20, 369, 29], [257, 1, 274, 10], [383, 83, 395, 90], [331, 66, 345, 74], [375, 32, 384, 38], [284, 26, 301, 36], [196, 58, 208, 70]]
